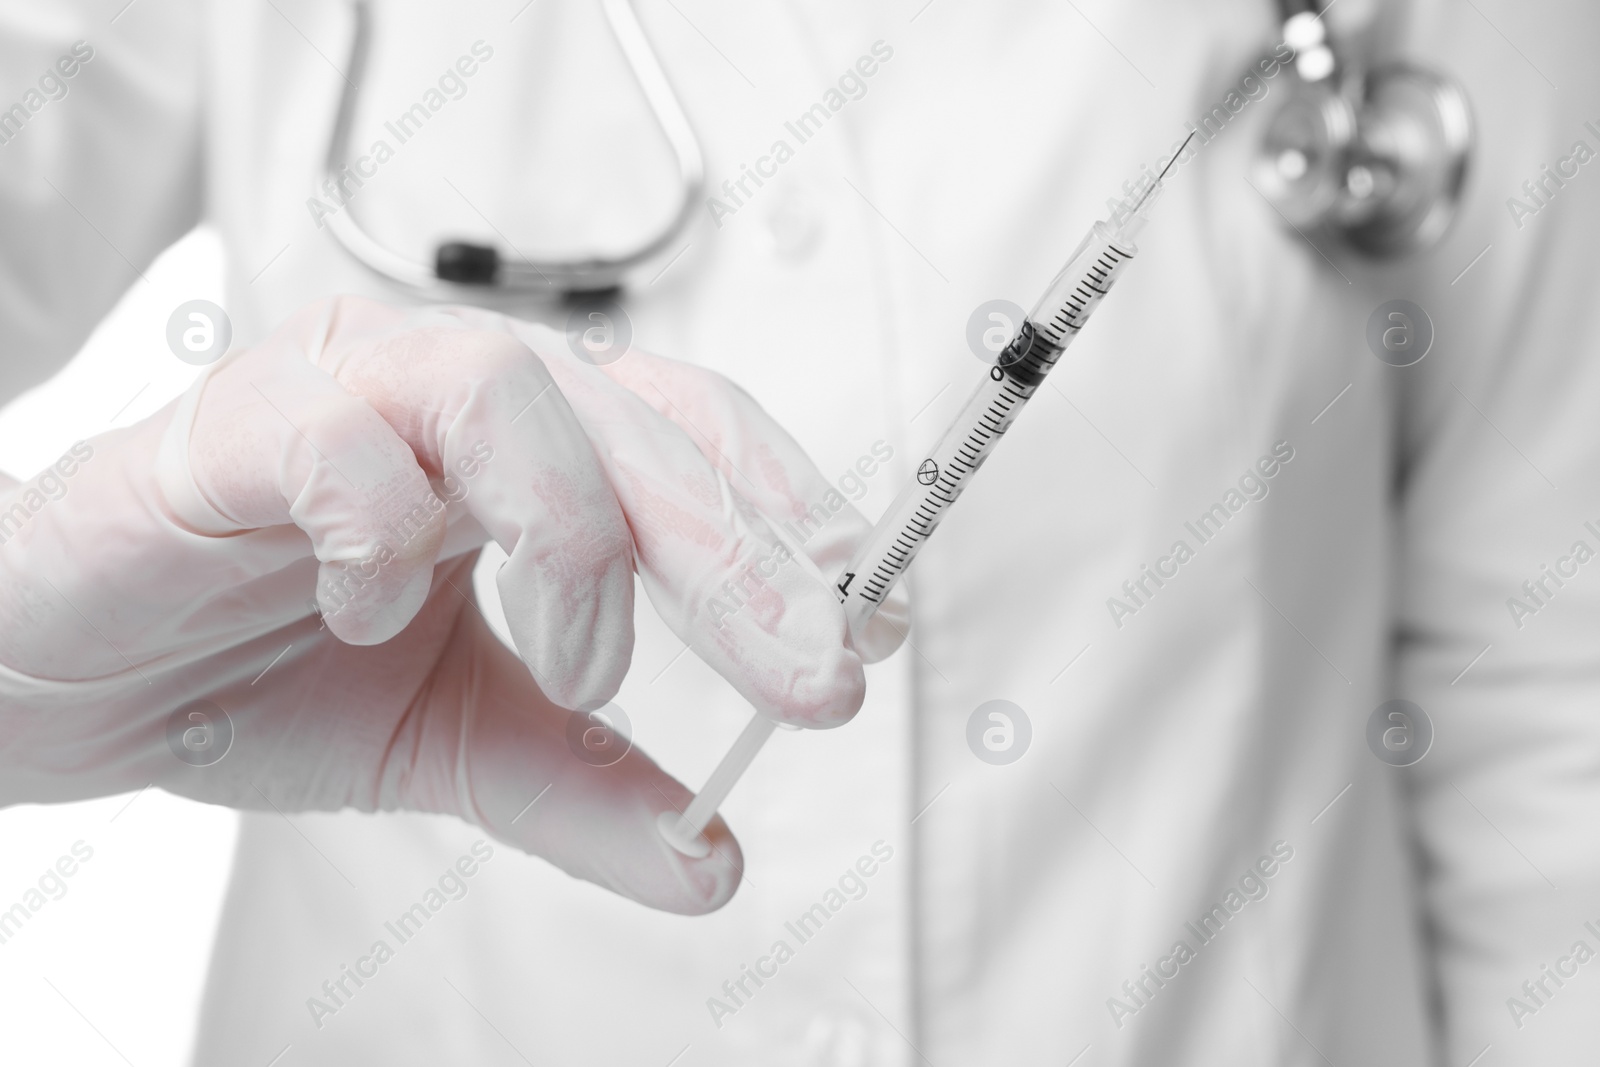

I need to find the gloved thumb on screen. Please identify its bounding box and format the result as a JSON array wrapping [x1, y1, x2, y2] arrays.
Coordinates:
[[397, 573, 744, 915]]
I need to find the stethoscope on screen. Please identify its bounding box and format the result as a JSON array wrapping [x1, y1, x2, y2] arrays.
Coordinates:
[[1252, 0, 1473, 256], [320, 0, 1472, 297]]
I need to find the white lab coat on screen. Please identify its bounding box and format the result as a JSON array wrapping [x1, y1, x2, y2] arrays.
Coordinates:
[[4, 0, 1600, 1064]]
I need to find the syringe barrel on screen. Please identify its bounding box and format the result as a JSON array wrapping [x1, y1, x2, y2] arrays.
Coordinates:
[[1026, 221, 1134, 346], [835, 222, 1138, 638]]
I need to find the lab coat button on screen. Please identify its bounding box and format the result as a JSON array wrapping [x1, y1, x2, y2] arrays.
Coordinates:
[[763, 191, 826, 262]]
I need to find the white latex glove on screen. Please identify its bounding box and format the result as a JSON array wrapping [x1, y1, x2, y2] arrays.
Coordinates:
[[0, 296, 907, 914]]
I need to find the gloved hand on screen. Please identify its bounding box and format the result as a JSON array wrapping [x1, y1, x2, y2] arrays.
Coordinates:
[[0, 295, 908, 914]]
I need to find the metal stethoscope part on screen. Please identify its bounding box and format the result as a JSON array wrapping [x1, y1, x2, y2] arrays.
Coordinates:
[[322, 0, 705, 296], [1252, 8, 1473, 257]]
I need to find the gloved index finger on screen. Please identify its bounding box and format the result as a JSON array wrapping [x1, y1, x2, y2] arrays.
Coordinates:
[[599, 353, 910, 664], [179, 327, 448, 648], [493, 321, 868, 729], [313, 298, 637, 713]]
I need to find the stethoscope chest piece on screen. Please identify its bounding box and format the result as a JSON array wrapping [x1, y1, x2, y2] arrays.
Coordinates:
[[1338, 68, 1472, 257], [1255, 65, 1471, 258], [1253, 11, 1473, 260]]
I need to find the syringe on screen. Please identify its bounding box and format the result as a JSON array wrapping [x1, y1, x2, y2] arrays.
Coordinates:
[[658, 139, 1191, 858]]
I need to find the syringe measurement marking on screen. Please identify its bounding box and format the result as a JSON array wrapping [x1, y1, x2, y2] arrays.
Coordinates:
[[1044, 250, 1126, 342], [858, 378, 1070, 600], [853, 245, 1132, 604], [856, 376, 1041, 602]]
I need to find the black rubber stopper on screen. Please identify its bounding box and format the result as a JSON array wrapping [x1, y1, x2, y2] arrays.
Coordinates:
[[996, 320, 1054, 387]]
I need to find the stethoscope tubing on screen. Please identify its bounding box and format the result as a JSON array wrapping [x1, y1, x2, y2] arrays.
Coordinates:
[[321, 0, 705, 296]]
